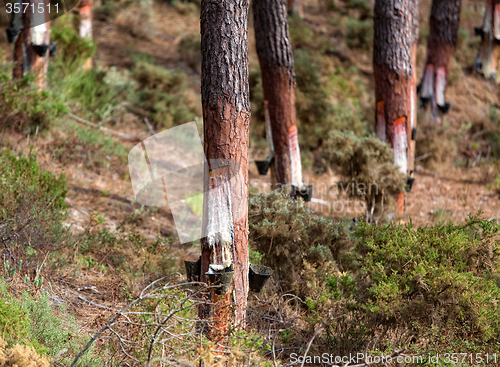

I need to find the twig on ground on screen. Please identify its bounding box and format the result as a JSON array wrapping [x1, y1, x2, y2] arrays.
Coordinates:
[[69, 113, 146, 140], [415, 152, 432, 162]]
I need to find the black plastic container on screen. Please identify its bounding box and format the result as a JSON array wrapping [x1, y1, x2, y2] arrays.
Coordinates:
[[32, 44, 50, 57], [206, 269, 234, 295], [6, 29, 19, 44], [255, 157, 273, 175], [184, 257, 201, 282], [249, 264, 273, 292], [292, 185, 313, 202]]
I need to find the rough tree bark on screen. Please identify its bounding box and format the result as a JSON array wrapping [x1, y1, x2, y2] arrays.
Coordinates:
[[253, 0, 303, 190], [373, 0, 418, 213], [199, 0, 250, 338], [420, 0, 461, 124], [474, 0, 500, 81], [78, 0, 93, 70], [408, 2, 419, 180]]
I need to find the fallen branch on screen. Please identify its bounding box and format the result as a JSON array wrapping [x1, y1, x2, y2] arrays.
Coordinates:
[[68, 113, 147, 140], [415, 152, 432, 162]]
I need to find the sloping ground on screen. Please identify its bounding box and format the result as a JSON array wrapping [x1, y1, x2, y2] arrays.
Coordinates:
[[0, 0, 500, 363]]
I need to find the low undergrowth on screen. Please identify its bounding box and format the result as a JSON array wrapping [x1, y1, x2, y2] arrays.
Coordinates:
[[250, 190, 500, 363], [0, 74, 67, 134], [321, 130, 406, 220]]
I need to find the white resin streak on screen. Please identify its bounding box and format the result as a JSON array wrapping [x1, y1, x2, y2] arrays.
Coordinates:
[[206, 175, 234, 270]]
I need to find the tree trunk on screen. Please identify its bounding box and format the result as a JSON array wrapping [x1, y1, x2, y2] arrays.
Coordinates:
[[199, 0, 250, 338], [373, 0, 418, 213], [420, 0, 461, 124], [13, 31, 24, 79], [474, 0, 500, 81], [78, 0, 93, 70], [408, 1, 419, 178], [253, 0, 303, 190], [32, 0, 51, 90]]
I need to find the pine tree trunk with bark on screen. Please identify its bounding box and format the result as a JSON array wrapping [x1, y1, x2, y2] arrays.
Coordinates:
[[11, 0, 50, 89], [420, 0, 461, 124], [32, 0, 51, 89], [253, 0, 303, 190], [199, 0, 250, 336], [474, 0, 500, 81], [373, 0, 418, 213], [408, 2, 419, 179]]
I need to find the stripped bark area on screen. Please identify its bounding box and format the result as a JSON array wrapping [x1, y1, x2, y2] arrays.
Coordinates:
[[78, 0, 93, 70], [253, 0, 303, 189], [11, 0, 50, 89], [200, 0, 250, 333], [421, 0, 461, 123], [32, 0, 51, 89], [373, 0, 418, 212], [474, 0, 500, 81]]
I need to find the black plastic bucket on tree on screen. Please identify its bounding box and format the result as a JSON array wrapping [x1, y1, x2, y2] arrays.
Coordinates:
[[292, 185, 313, 202], [206, 269, 234, 295], [255, 157, 273, 175], [184, 257, 201, 282], [249, 264, 273, 292]]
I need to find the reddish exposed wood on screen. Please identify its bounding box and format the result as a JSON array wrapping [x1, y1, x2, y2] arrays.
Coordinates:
[[33, 0, 51, 90], [253, 0, 302, 189], [78, 0, 93, 70], [373, 0, 418, 213], [200, 0, 250, 333]]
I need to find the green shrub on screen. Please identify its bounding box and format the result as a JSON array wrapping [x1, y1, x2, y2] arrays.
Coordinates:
[[0, 149, 68, 255], [249, 190, 353, 291], [349, 214, 500, 350], [345, 18, 373, 49], [321, 131, 406, 220], [0, 74, 67, 133], [288, 213, 500, 357], [0, 278, 102, 366], [131, 61, 201, 129], [50, 17, 97, 74], [54, 67, 135, 121]]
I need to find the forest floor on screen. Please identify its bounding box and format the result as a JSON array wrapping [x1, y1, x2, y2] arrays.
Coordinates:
[[0, 0, 500, 364]]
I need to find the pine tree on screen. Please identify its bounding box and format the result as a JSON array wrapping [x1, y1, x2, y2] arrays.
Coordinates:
[[199, 0, 251, 336], [474, 0, 500, 81], [253, 0, 304, 191], [373, 0, 419, 213], [420, 0, 461, 124]]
